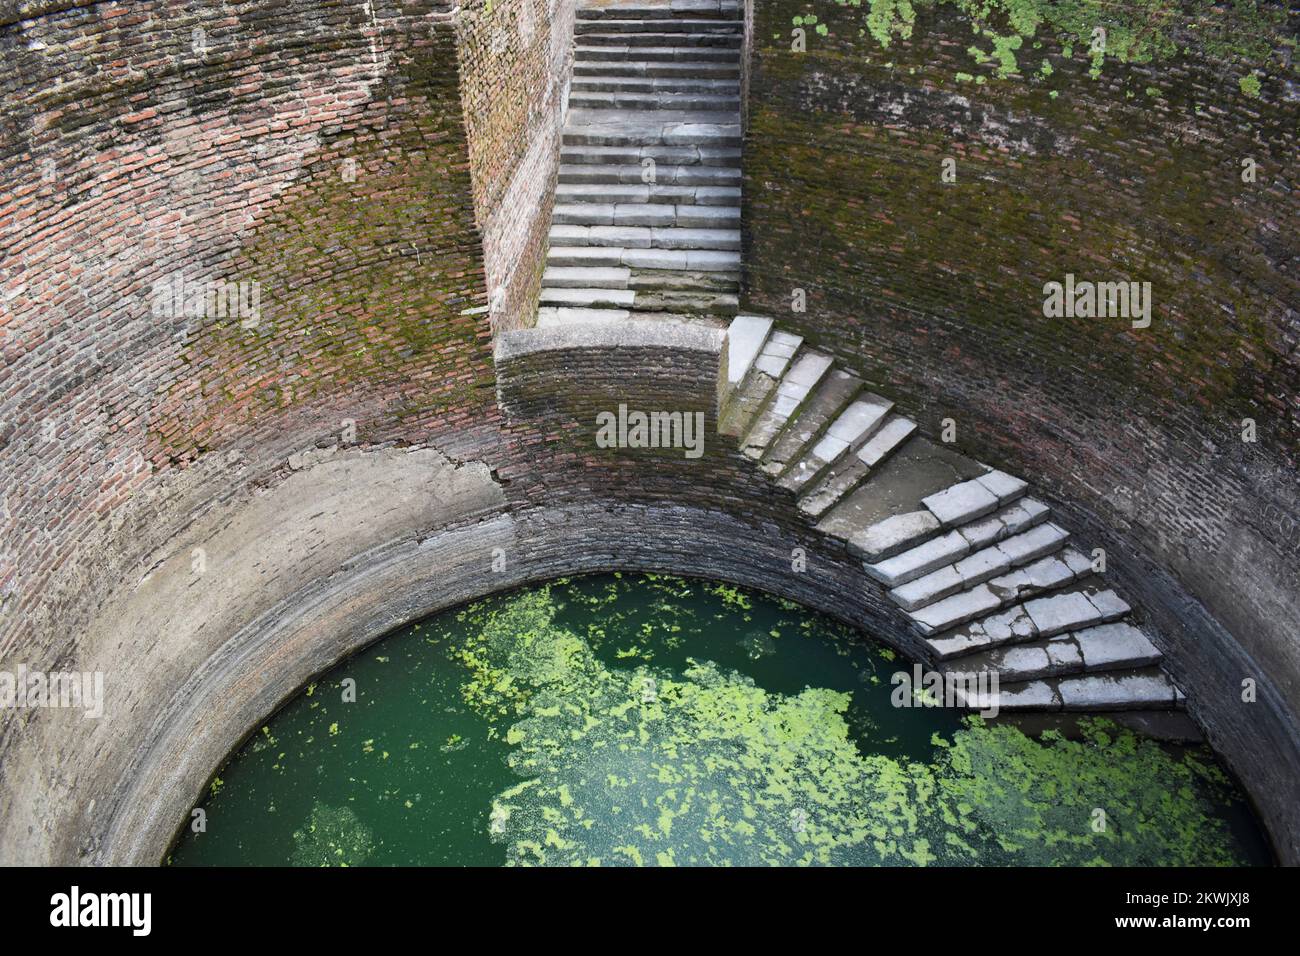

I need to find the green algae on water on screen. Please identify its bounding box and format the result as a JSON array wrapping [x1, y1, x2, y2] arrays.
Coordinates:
[[169, 574, 1267, 867]]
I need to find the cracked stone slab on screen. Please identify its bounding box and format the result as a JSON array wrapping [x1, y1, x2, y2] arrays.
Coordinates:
[[852, 509, 942, 562], [1074, 622, 1161, 671], [974, 469, 1029, 504], [1057, 671, 1179, 710], [1023, 590, 1105, 637], [922, 477, 1001, 527], [908, 584, 1003, 635]]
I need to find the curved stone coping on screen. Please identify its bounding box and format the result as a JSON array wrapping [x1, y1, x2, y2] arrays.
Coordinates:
[[495, 319, 724, 363]]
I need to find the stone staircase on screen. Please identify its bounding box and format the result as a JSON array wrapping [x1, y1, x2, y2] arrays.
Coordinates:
[[529, 3, 1187, 718], [720, 314, 1187, 714], [538, 0, 744, 328]]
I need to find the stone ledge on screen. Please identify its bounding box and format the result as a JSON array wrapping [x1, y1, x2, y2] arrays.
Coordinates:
[[495, 318, 723, 362]]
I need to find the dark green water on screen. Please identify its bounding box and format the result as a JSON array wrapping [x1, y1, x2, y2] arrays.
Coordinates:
[[169, 573, 1269, 866]]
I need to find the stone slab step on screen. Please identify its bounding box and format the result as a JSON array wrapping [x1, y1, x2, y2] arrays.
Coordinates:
[[945, 621, 1161, 683], [760, 368, 863, 477], [776, 394, 892, 492], [959, 668, 1183, 712], [865, 497, 1052, 587], [921, 471, 1029, 528], [576, 31, 742, 48], [559, 164, 741, 186], [574, 45, 741, 64], [571, 93, 742, 111], [740, 349, 834, 459], [551, 203, 739, 228], [623, 289, 739, 314], [536, 306, 631, 326], [628, 269, 739, 292], [800, 416, 916, 520], [557, 182, 740, 205], [723, 314, 773, 395], [910, 548, 1102, 637], [572, 76, 739, 94], [542, 266, 632, 289], [719, 330, 801, 437], [546, 245, 740, 271], [888, 522, 1070, 612], [539, 287, 636, 309], [924, 577, 1125, 658], [575, 18, 743, 35], [559, 145, 740, 167], [577, 2, 742, 21], [549, 224, 740, 250], [563, 119, 741, 149], [573, 60, 741, 78]]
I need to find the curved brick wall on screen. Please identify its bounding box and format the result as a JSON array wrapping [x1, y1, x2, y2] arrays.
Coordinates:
[[2, 0, 1298, 865], [741, 0, 1300, 857], [0, 0, 503, 860]]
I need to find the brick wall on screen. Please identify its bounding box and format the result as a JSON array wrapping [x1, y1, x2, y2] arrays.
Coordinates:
[[456, 0, 577, 333], [742, 0, 1300, 727], [0, 0, 501, 672]]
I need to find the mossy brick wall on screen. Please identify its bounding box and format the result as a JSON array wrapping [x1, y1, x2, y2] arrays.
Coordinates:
[[0, 0, 501, 665], [456, 0, 577, 333], [742, 0, 1300, 714]]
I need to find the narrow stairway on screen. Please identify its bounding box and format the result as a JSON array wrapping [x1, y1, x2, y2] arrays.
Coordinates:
[[538, 0, 744, 328], [720, 314, 1187, 714]]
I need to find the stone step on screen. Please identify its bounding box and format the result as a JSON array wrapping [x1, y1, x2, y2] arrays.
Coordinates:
[[740, 349, 834, 459], [535, 305, 727, 329], [539, 287, 636, 309], [825, 443, 1000, 563], [574, 45, 741, 64], [535, 306, 630, 327], [571, 76, 739, 95], [556, 182, 740, 205], [541, 266, 632, 289], [628, 270, 739, 292], [570, 93, 742, 111], [776, 394, 893, 492], [719, 330, 802, 437], [921, 471, 1029, 528], [563, 118, 741, 149], [909, 548, 1102, 637], [575, 18, 743, 35], [923, 575, 1122, 657], [633, 289, 739, 314], [944, 621, 1162, 683], [559, 145, 741, 167], [799, 416, 917, 520], [546, 245, 740, 272], [958, 667, 1183, 713], [576, 3, 743, 23], [759, 369, 863, 477], [576, 31, 742, 48], [887, 522, 1069, 612], [551, 203, 739, 228], [722, 314, 774, 401], [573, 59, 741, 78], [864, 497, 1052, 587], [549, 224, 741, 250], [559, 163, 741, 186]]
